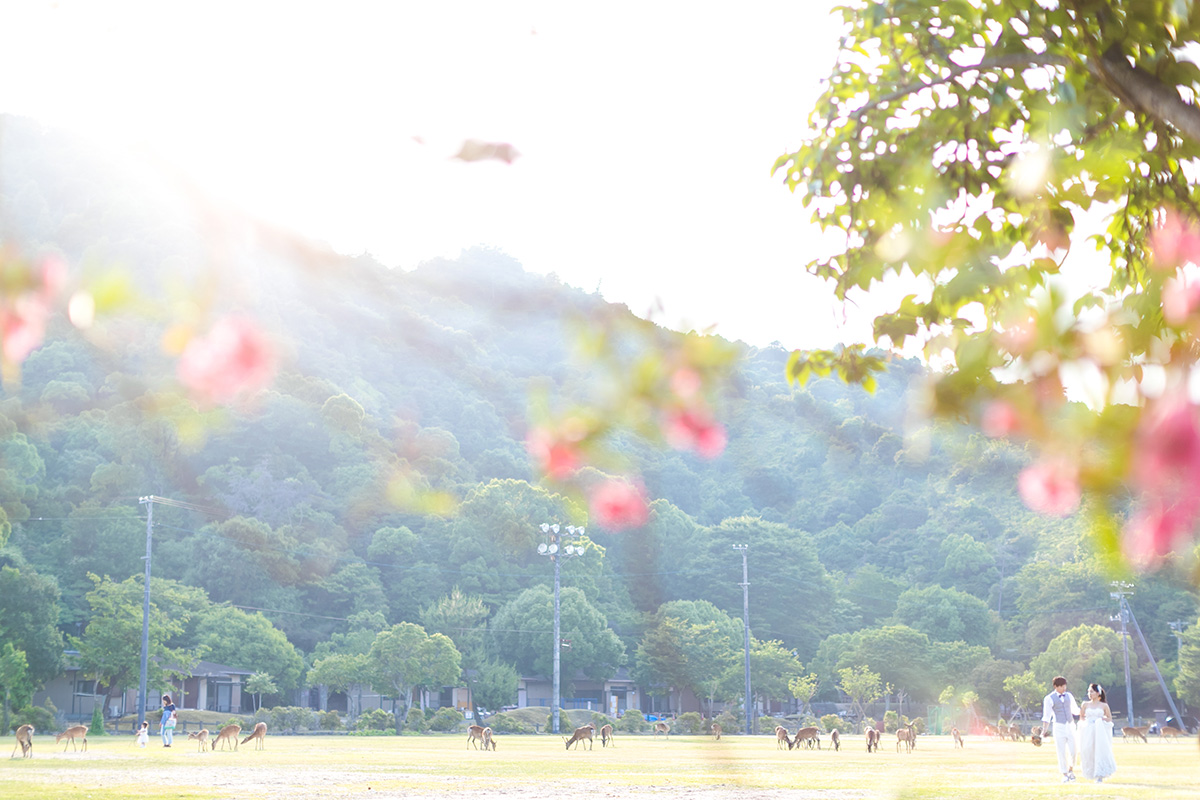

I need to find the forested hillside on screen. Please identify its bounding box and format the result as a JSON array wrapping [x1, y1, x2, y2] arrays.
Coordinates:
[[0, 115, 1197, 724]]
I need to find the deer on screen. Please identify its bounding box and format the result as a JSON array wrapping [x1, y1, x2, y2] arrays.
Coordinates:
[[482, 727, 496, 751], [240, 722, 267, 750], [1160, 725, 1184, 741], [896, 722, 916, 753], [791, 726, 821, 750], [654, 721, 670, 739], [213, 724, 241, 751], [599, 723, 614, 747], [711, 722, 722, 741], [865, 727, 879, 752], [952, 727, 964, 748], [188, 729, 210, 752], [56, 725, 88, 753], [1008, 724, 1024, 742], [775, 725, 792, 749], [1121, 725, 1149, 743], [564, 724, 594, 750], [467, 724, 487, 749], [11, 724, 33, 758], [829, 729, 840, 751]]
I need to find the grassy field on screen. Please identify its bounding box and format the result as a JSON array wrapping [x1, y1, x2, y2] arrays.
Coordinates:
[[3, 730, 1198, 800]]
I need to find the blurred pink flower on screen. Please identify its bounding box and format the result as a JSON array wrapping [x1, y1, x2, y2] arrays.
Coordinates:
[[526, 428, 582, 481], [589, 479, 649, 531], [1017, 459, 1081, 516], [177, 316, 276, 404], [664, 408, 727, 459], [1132, 393, 1200, 493], [1150, 209, 1200, 270], [1162, 276, 1200, 325], [981, 401, 1021, 438], [0, 298, 48, 364], [1123, 500, 1197, 567]]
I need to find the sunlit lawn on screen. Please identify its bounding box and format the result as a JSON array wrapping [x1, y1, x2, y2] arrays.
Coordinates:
[[4, 731, 1198, 800]]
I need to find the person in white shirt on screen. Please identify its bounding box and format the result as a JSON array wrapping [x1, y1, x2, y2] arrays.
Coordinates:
[[1041, 675, 1080, 783]]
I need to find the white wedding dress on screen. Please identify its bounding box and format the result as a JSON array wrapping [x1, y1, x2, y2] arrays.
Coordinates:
[[1080, 707, 1117, 781]]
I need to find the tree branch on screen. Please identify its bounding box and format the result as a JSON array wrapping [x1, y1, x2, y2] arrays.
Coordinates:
[[1095, 46, 1200, 146]]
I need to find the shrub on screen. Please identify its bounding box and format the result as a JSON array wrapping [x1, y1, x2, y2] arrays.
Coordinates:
[[262, 706, 318, 733], [426, 707, 464, 733], [883, 710, 899, 733], [356, 708, 393, 732], [820, 714, 843, 733], [590, 712, 615, 732], [405, 707, 428, 732], [759, 715, 787, 734], [674, 712, 704, 735], [910, 717, 926, 735], [11, 702, 55, 734], [88, 706, 106, 736], [617, 709, 645, 733], [485, 713, 532, 734], [318, 710, 343, 731]]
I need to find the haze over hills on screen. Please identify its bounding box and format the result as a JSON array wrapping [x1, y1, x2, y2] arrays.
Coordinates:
[[0, 115, 1195, 717]]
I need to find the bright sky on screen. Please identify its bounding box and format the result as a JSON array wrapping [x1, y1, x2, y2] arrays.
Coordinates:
[[0, 0, 874, 351]]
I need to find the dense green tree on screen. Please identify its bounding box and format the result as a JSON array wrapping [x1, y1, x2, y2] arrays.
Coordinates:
[[1030, 624, 1126, 691], [471, 659, 519, 713], [367, 622, 461, 734], [491, 585, 624, 688], [892, 585, 996, 647], [308, 652, 372, 720], [747, 638, 803, 710], [0, 641, 30, 734], [0, 562, 64, 687], [838, 665, 884, 729], [69, 574, 200, 706], [1172, 618, 1200, 707], [193, 606, 304, 690]]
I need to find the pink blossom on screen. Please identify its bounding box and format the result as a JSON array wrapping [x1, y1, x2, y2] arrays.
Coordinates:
[[981, 401, 1021, 438], [1123, 500, 1197, 567], [177, 316, 276, 404], [1150, 209, 1200, 270], [588, 479, 650, 531], [1017, 459, 1081, 517], [526, 427, 583, 481], [664, 408, 727, 459], [0, 298, 48, 364], [1162, 276, 1200, 325], [39, 255, 67, 301], [1131, 394, 1200, 493]]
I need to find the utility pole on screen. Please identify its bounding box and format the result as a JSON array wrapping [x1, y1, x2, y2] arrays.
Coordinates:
[[1110, 582, 1135, 726], [733, 544, 751, 735], [137, 496, 154, 727]]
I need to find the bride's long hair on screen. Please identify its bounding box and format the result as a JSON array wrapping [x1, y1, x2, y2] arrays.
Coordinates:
[[1089, 683, 1107, 702]]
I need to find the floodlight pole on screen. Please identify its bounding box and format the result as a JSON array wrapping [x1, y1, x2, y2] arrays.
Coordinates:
[[733, 544, 751, 735], [137, 496, 155, 727], [1111, 582, 1135, 727], [537, 523, 584, 735]]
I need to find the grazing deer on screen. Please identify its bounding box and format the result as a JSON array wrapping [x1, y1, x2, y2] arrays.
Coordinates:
[[1007, 724, 1023, 742], [467, 724, 487, 750], [1121, 725, 1149, 743], [896, 723, 916, 753], [1160, 725, 1184, 741], [213, 724, 241, 751], [11, 724, 33, 758], [188, 729, 210, 752], [483, 727, 496, 751], [952, 727, 964, 748], [654, 721, 670, 739], [711, 722, 722, 741], [865, 727, 879, 752], [791, 726, 821, 750], [829, 729, 840, 751], [564, 724, 594, 750], [599, 723, 614, 747], [775, 725, 791, 749], [56, 725, 88, 753], [240, 722, 267, 750]]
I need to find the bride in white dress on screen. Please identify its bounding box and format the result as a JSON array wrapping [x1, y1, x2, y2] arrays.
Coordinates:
[[1079, 682, 1117, 783]]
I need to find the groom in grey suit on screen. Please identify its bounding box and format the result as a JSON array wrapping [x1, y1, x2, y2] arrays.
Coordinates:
[[1041, 675, 1080, 782]]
